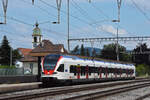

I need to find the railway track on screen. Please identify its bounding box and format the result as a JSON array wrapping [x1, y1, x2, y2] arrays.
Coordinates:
[[63, 82, 150, 100], [0, 78, 150, 100], [136, 93, 150, 100]]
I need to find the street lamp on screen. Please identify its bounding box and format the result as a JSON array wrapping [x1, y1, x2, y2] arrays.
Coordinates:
[[112, 20, 120, 23], [52, 21, 60, 24], [0, 22, 5, 24]]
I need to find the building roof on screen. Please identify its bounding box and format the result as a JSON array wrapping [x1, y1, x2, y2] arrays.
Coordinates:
[[18, 48, 37, 62], [20, 55, 38, 62], [18, 48, 32, 57], [30, 40, 68, 57]]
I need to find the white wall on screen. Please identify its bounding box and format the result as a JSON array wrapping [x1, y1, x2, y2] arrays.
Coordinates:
[[23, 62, 38, 75]]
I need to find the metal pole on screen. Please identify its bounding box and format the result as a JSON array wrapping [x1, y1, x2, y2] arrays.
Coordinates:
[[67, 0, 70, 52], [2, 0, 8, 24], [116, 27, 119, 61], [10, 47, 12, 66], [116, 0, 121, 61], [56, 0, 62, 24], [117, 0, 121, 22]]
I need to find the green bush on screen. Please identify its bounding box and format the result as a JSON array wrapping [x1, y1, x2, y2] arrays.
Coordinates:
[[136, 64, 150, 77], [0, 65, 16, 69]]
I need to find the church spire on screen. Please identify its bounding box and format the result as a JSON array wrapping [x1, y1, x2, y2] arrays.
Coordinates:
[[32, 21, 42, 49], [35, 21, 39, 27]]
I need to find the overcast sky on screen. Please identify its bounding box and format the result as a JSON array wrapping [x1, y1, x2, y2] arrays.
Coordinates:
[[0, 0, 150, 50]]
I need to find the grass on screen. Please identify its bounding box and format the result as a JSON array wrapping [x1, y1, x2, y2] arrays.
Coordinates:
[[0, 65, 16, 69]]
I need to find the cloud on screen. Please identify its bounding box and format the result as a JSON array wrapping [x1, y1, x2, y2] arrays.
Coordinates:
[[97, 25, 127, 35]]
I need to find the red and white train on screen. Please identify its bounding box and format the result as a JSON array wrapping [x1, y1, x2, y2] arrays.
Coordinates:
[[41, 54, 135, 84]]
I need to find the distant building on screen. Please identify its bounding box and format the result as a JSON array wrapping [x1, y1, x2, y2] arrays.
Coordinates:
[[17, 48, 37, 74]]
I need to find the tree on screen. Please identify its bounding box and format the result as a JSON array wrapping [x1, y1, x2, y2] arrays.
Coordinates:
[[0, 35, 11, 65], [100, 43, 131, 61], [80, 44, 85, 56], [92, 49, 96, 57], [71, 45, 79, 55], [85, 48, 90, 57], [136, 64, 150, 76], [12, 49, 22, 65], [132, 43, 150, 65]]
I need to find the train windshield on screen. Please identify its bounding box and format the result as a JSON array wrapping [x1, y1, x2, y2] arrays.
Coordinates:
[[43, 55, 61, 71]]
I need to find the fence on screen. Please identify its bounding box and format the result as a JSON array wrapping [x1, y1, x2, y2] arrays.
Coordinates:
[[0, 68, 24, 76]]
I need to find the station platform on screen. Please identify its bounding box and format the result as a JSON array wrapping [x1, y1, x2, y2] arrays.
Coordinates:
[[0, 82, 42, 93]]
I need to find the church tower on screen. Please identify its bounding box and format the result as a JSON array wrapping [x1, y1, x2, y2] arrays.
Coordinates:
[[32, 22, 42, 49]]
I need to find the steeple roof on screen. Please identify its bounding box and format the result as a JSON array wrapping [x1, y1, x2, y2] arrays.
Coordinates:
[[33, 22, 42, 36]]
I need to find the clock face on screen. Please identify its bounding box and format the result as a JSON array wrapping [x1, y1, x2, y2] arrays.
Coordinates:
[[33, 43, 37, 47]]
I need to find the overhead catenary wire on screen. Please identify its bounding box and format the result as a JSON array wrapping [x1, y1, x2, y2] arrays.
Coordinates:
[[22, 0, 57, 19], [131, 0, 150, 22], [39, 0, 95, 27], [71, 0, 96, 23], [22, 0, 91, 37], [0, 14, 66, 38], [39, 0, 101, 39]]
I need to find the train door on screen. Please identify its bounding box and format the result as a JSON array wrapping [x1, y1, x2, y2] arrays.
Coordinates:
[[86, 65, 89, 79], [77, 65, 80, 79], [63, 63, 70, 79]]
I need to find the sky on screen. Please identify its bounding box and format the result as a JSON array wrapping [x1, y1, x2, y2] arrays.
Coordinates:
[[0, 0, 150, 51]]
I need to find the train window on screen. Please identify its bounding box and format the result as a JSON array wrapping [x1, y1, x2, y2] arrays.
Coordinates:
[[57, 64, 64, 72], [110, 68, 113, 73], [102, 67, 105, 73], [74, 65, 77, 76], [120, 69, 122, 74], [98, 67, 102, 75], [108, 68, 111, 73], [115, 68, 118, 74], [92, 67, 95, 73], [131, 70, 134, 74], [122, 69, 125, 73], [74, 66, 77, 76], [89, 67, 92, 75], [126, 69, 128, 74], [95, 67, 98, 74], [83, 66, 86, 75], [70, 65, 74, 73], [81, 66, 84, 76], [128, 69, 130, 74], [117, 68, 120, 75], [95, 67, 98, 73]]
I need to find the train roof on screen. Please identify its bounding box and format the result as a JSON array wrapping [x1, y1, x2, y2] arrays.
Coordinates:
[[46, 54, 134, 66]]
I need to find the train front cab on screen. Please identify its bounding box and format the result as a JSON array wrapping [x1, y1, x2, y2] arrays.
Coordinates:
[[41, 54, 63, 84]]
